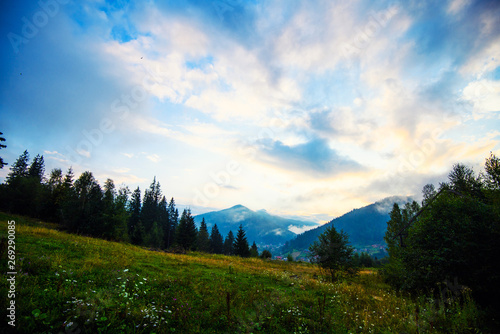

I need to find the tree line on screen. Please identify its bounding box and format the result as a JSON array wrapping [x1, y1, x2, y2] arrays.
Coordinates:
[[0, 148, 265, 258], [384, 153, 500, 308]]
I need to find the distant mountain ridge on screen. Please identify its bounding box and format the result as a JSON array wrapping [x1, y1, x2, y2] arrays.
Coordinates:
[[193, 205, 318, 246], [282, 196, 413, 256]]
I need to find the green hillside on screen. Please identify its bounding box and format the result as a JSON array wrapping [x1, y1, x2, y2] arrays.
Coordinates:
[[0, 213, 485, 333]]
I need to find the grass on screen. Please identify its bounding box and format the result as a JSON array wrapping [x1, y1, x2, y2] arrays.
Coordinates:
[[0, 213, 486, 333]]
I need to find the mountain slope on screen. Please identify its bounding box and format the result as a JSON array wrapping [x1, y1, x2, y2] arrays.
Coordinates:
[[282, 196, 413, 255], [193, 205, 318, 245]]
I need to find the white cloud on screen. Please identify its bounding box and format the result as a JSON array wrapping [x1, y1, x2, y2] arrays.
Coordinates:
[[146, 154, 160, 163]]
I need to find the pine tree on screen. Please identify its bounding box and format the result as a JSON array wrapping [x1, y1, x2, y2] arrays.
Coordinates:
[[5, 150, 29, 184], [158, 196, 170, 249], [223, 231, 235, 255], [209, 224, 224, 254], [234, 224, 250, 257], [71, 171, 104, 235], [141, 177, 162, 233], [28, 154, 45, 182], [308, 226, 354, 282], [146, 222, 163, 249], [128, 187, 143, 245], [250, 241, 259, 257], [197, 218, 210, 253], [176, 209, 197, 251], [166, 198, 178, 249]]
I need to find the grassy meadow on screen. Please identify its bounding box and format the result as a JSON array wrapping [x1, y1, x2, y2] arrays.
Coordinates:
[[0, 213, 485, 333]]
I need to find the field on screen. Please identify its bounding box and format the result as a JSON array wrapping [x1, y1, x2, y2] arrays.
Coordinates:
[[0, 213, 484, 333]]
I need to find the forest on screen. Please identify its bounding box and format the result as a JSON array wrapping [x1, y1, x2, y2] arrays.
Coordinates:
[[0, 148, 260, 259]]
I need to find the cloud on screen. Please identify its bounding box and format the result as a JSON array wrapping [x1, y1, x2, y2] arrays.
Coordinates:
[[146, 154, 160, 163], [256, 137, 362, 176]]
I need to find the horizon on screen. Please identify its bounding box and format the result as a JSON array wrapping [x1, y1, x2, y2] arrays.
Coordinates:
[[1, 0, 499, 219]]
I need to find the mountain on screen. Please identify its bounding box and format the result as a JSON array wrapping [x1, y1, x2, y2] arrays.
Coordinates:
[[282, 196, 413, 257], [193, 205, 319, 246]]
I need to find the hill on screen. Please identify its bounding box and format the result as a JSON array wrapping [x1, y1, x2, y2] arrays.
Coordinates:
[[282, 196, 413, 257], [0, 212, 480, 333], [193, 205, 318, 246]]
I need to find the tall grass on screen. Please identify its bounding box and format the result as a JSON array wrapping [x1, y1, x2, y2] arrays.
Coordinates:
[[0, 214, 485, 333]]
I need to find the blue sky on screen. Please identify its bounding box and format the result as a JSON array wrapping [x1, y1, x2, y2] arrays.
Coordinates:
[[1, 0, 499, 222]]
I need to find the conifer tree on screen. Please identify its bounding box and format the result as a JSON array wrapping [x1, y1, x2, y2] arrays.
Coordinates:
[[71, 171, 104, 235], [197, 218, 210, 253], [28, 154, 45, 182], [141, 177, 161, 233], [234, 224, 250, 257], [176, 209, 197, 251], [128, 187, 143, 245], [250, 241, 259, 257], [5, 150, 29, 184], [223, 230, 235, 255], [209, 224, 224, 254], [309, 226, 354, 282], [166, 198, 178, 249], [158, 196, 170, 249]]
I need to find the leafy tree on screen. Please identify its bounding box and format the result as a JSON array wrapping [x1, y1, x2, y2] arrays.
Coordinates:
[[403, 193, 499, 303], [197, 218, 210, 253], [209, 224, 224, 254], [234, 224, 250, 257], [260, 249, 272, 259], [383, 201, 420, 288], [483, 152, 500, 190], [383, 158, 500, 307], [308, 226, 355, 282], [422, 183, 436, 205], [223, 230, 235, 255], [250, 241, 259, 257], [0, 132, 6, 168], [445, 163, 483, 199]]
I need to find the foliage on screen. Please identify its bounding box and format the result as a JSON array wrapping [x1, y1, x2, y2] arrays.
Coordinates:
[[260, 249, 272, 259], [383, 154, 500, 310], [308, 226, 355, 282]]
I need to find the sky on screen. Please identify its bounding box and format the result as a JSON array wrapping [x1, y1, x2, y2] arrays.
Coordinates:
[[1, 0, 499, 223]]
